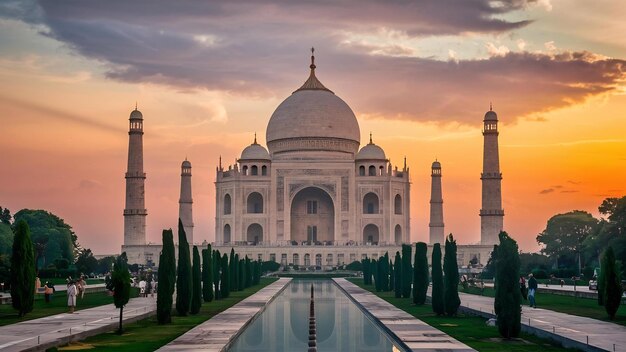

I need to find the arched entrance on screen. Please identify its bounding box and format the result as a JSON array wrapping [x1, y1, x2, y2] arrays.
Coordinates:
[[223, 224, 231, 243], [290, 187, 335, 244], [246, 223, 263, 244], [363, 224, 379, 244], [394, 224, 402, 244]]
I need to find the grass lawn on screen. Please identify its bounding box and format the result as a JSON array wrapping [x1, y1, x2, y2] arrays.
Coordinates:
[[348, 278, 579, 352], [58, 278, 278, 351], [461, 286, 626, 326], [0, 289, 139, 326]]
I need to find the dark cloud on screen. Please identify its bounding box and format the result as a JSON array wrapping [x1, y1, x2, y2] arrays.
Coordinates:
[[539, 188, 554, 194], [3, 0, 625, 124]]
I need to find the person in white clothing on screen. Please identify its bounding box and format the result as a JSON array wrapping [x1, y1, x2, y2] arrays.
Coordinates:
[[67, 281, 77, 313]]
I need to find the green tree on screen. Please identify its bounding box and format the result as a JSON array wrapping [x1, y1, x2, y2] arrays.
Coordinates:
[[362, 258, 370, 285], [494, 231, 521, 338], [202, 245, 213, 302], [190, 246, 202, 314], [96, 256, 116, 275], [389, 257, 395, 292], [229, 249, 237, 292], [600, 246, 623, 319], [373, 259, 380, 291], [213, 250, 221, 299], [175, 220, 192, 316], [393, 252, 402, 298], [157, 229, 176, 324], [586, 196, 626, 277], [443, 234, 460, 316], [10, 220, 35, 317], [245, 256, 252, 288], [536, 210, 598, 274], [0, 206, 12, 225], [431, 243, 445, 315], [413, 242, 429, 305], [220, 253, 230, 298], [401, 244, 413, 298], [14, 209, 78, 266], [112, 252, 131, 334], [0, 222, 13, 256], [75, 248, 98, 275]]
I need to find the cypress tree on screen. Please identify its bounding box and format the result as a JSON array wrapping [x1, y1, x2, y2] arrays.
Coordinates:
[[394, 252, 402, 298], [494, 231, 521, 338], [373, 259, 380, 291], [381, 252, 390, 291], [237, 255, 244, 291], [213, 250, 221, 299], [112, 252, 131, 334], [190, 246, 202, 314], [10, 220, 35, 317], [157, 229, 176, 324], [431, 243, 445, 315], [202, 246, 213, 302], [220, 253, 230, 298], [229, 249, 236, 291], [413, 242, 429, 305], [176, 219, 192, 316], [245, 256, 252, 288], [254, 259, 262, 285], [389, 258, 396, 291], [401, 244, 413, 298], [601, 246, 623, 320], [443, 234, 460, 316], [362, 258, 369, 285]]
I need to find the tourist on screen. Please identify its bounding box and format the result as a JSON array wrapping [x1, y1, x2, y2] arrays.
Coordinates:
[[528, 273, 538, 308], [139, 278, 146, 297], [519, 275, 527, 300], [43, 281, 53, 303], [78, 276, 86, 299], [67, 280, 77, 313]]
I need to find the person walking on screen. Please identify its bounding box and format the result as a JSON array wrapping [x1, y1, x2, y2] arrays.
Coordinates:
[[67, 280, 77, 313], [78, 276, 86, 299], [528, 273, 538, 308]]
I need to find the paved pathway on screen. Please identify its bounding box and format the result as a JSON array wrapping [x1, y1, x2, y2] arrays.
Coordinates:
[[0, 296, 156, 352], [157, 278, 291, 352], [455, 291, 626, 352], [334, 279, 474, 352]]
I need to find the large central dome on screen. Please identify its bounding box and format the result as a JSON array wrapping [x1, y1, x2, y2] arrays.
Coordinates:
[[266, 52, 360, 159]]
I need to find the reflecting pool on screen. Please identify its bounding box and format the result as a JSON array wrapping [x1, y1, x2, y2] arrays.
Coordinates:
[[228, 279, 403, 352]]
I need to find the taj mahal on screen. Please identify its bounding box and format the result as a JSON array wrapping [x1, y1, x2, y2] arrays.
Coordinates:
[[121, 51, 501, 269]]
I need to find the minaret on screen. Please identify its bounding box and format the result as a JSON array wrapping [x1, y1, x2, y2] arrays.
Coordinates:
[[124, 107, 147, 246], [429, 160, 444, 244], [179, 159, 194, 244], [480, 104, 504, 245]]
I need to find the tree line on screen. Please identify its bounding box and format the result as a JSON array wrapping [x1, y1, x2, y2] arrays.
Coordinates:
[[360, 235, 460, 317]]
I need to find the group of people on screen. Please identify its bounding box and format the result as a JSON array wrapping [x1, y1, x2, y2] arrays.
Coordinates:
[[137, 277, 156, 298], [519, 273, 538, 308], [66, 276, 87, 313]]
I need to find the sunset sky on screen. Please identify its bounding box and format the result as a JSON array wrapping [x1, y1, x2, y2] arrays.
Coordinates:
[[0, 0, 624, 255]]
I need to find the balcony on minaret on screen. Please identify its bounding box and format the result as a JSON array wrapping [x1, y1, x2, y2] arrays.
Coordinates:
[[125, 171, 147, 178], [479, 209, 504, 216], [480, 172, 502, 179], [124, 209, 147, 216]]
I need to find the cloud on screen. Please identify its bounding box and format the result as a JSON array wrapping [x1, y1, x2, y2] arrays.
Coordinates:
[[2, 0, 625, 125], [539, 188, 554, 194]]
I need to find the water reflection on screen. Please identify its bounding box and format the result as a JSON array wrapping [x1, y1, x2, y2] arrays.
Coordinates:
[[228, 279, 401, 352]]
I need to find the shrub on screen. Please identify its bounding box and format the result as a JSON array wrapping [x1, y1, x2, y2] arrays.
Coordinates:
[[494, 231, 521, 338]]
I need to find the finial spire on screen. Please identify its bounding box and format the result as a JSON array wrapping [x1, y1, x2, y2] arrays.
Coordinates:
[[369, 132, 373, 144], [254, 132, 257, 144], [489, 102, 492, 111], [295, 46, 333, 93], [219, 155, 222, 169], [310, 47, 315, 70], [135, 101, 137, 111]]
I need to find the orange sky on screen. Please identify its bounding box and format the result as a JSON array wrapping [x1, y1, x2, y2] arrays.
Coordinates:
[[0, 1, 624, 254]]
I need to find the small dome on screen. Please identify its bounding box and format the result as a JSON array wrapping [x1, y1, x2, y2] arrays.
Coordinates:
[[356, 142, 386, 160], [241, 142, 270, 160], [130, 109, 143, 120], [432, 160, 441, 168], [182, 160, 192, 168], [484, 110, 497, 121]]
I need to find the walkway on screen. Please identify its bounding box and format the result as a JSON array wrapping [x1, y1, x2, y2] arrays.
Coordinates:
[[0, 296, 156, 352], [455, 291, 626, 352], [157, 278, 291, 352], [334, 279, 474, 352]]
